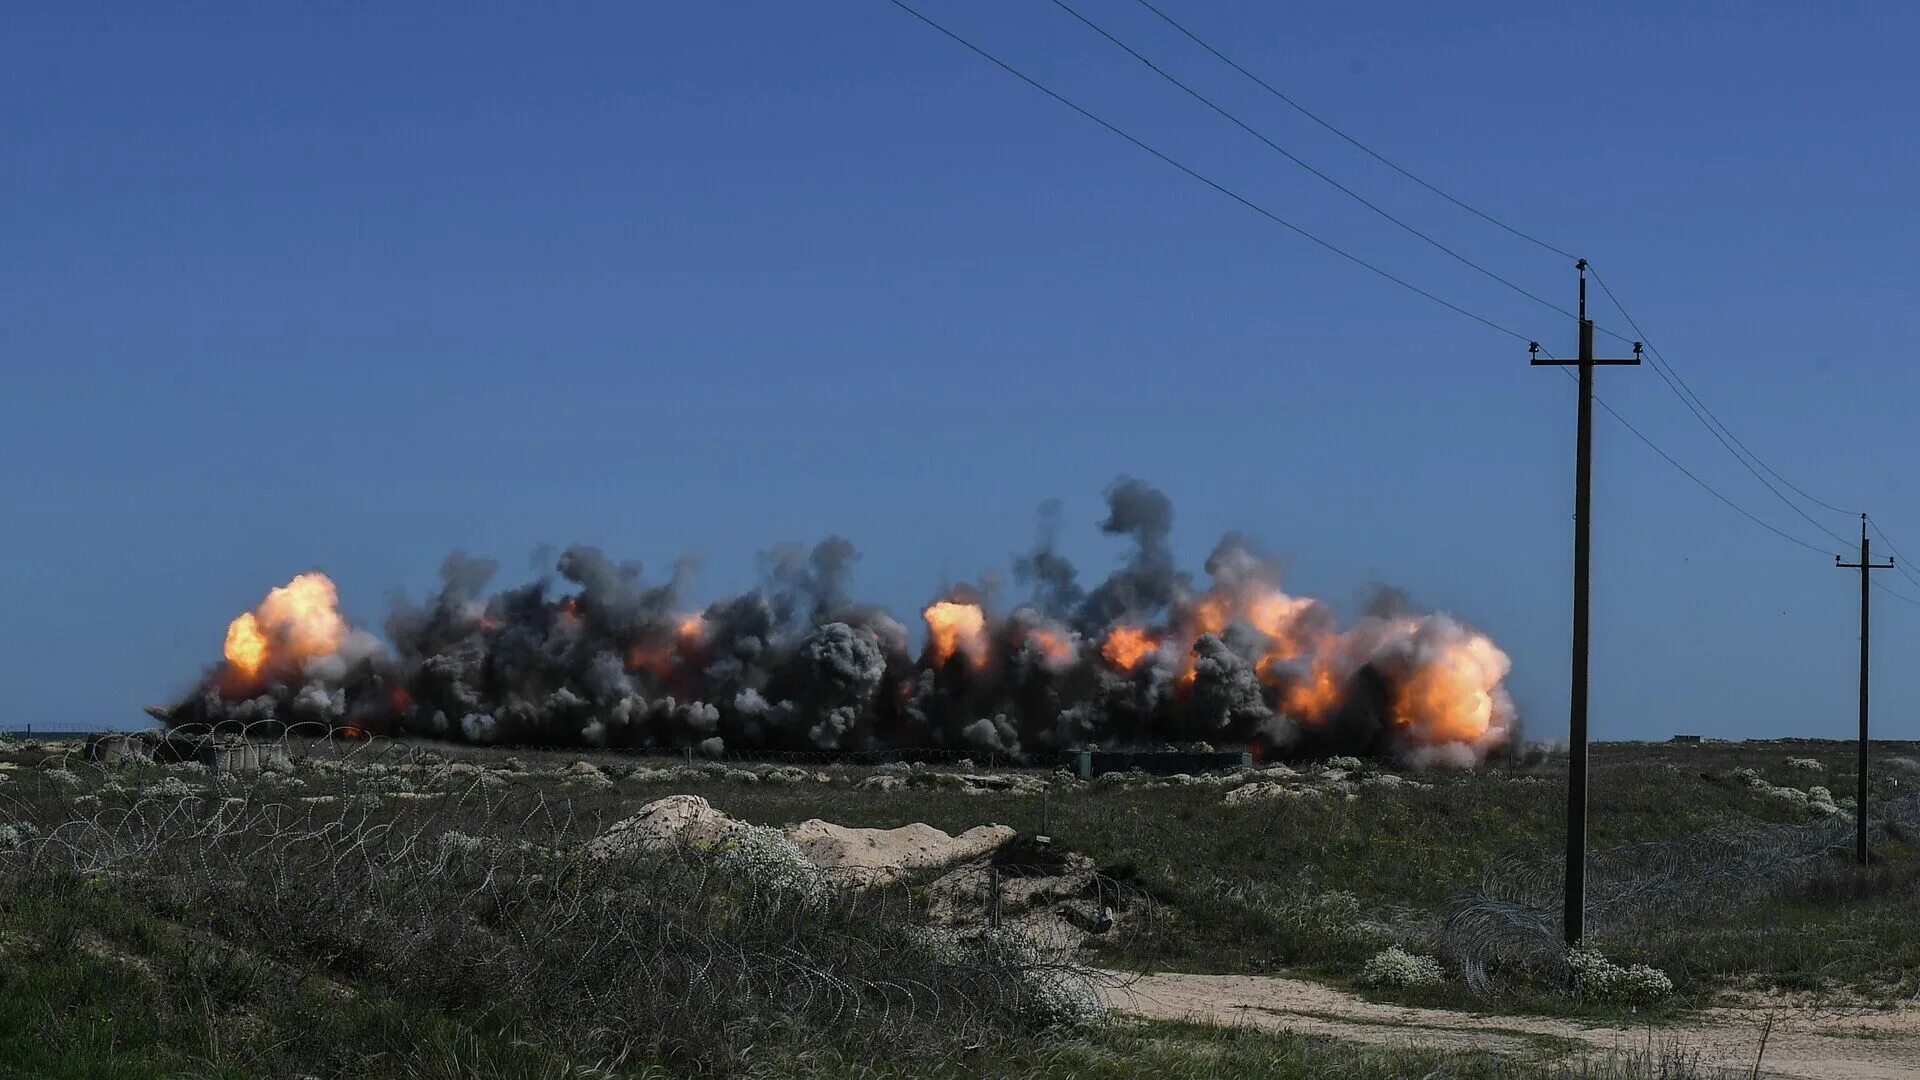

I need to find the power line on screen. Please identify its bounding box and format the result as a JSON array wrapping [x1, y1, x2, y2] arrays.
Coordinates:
[[1872, 578, 1920, 608], [1535, 352, 1839, 558], [1131, 0, 1579, 261], [883, 0, 1533, 343], [891, 0, 1854, 568], [1123, 0, 1871, 556], [1866, 517, 1920, 595], [1586, 265, 1859, 544], [1046, 0, 1576, 323]]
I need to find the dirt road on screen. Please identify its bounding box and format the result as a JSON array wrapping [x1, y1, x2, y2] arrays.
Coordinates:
[[1099, 970, 1920, 1079]]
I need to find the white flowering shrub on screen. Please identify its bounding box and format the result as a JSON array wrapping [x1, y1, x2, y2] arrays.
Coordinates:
[[710, 824, 832, 906], [1784, 757, 1825, 773], [1360, 945, 1445, 988], [1024, 968, 1104, 1029], [141, 776, 201, 801], [437, 831, 488, 856], [43, 767, 83, 787], [0, 822, 41, 849], [1566, 945, 1673, 1005]]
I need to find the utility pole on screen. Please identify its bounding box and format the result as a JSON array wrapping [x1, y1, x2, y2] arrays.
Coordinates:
[[1532, 260, 1640, 945], [1837, 513, 1894, 866]]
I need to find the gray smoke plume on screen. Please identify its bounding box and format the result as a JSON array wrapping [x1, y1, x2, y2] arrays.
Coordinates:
[[160, 477, 1518, 768], [1014, 498, 1083, 617], [1075, 476, 1183, 633]]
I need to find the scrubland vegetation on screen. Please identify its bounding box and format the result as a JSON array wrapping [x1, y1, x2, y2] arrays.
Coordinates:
[[1, 734, 1912, 1077]]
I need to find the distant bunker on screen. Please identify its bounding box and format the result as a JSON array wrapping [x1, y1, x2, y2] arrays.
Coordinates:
[[85, 731, 291, 773]]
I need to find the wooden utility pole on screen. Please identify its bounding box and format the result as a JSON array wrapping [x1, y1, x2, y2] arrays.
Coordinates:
[[1837, 513, 1894, 865], [1531, 260, 1640, 945]]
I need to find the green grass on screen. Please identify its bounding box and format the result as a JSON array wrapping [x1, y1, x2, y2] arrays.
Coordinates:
[[0, 736, 1910, 1075], [571, 741, 1920, 1007]]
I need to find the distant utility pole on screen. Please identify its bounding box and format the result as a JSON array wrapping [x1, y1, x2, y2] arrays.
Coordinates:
[[1837, 514, 1894, 866], [1532, 260, 1640, 945]]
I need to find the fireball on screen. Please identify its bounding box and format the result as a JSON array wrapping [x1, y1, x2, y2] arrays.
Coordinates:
[[1100, 625, 1158, 671], [222, 571, 347, 680], [923, 600, 989, 668]]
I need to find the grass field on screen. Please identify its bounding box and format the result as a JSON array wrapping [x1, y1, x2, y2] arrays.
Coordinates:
[[1, 733, 1911, 1077]]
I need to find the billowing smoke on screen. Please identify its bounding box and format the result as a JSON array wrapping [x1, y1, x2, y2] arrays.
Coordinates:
[[157, 479, 1518, 767]]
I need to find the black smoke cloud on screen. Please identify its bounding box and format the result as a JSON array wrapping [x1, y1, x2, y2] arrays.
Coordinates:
[[160, 478, 1518, 766]]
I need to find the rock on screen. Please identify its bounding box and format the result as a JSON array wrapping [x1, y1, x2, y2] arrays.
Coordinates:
[[1360, 773, 1430, 791], [787, 819, 1015, 887], [859, 775, 907, 792], [586, 795, 739, 859], [1224, 782, 1317, 805], [957, 773, 1047, 795]]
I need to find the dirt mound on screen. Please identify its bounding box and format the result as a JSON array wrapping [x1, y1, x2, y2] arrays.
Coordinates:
[[585, 794, 738, 859], [924, 840, 1129, 955], [788, 819, 1014, 886], [587, 797, 1017, 889]]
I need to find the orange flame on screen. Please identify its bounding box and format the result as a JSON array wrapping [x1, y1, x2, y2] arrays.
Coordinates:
[[629, 614, 709, 678], [1282, 659, 1343, 725], [1189, 594, 1230, 637], [923, 601, 988, 668], [222, 572, 347, 680], [1391, 632, 1509, 744], [1025, 627, 1075, 665], [1247, 590, 1319, 661], [1100, 625, 1158, 671], [224, 613, 269, 678]]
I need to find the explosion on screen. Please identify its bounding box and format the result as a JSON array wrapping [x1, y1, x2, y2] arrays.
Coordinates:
[[923, 600, 989, 669], [1100, 626, 1159, 671], [159, 478, 1518, 767], [220, 572, 348, 684]]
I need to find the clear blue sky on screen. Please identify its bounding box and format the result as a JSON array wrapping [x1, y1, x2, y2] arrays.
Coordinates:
[[5, 2, 1916, 741]]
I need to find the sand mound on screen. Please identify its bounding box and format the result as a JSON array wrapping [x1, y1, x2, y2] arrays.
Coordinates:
[[789, 819, 1015, 887], [585, 794, 738, 859], [587, 796, 1016, 888]]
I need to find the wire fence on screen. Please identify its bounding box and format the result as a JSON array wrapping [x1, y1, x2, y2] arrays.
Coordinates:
[[0, 735, 1153, 1070], [1443, 792, 1920, 994]]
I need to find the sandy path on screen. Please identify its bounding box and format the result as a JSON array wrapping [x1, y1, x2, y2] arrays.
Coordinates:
[[1099, 971, 1920, 1079]]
